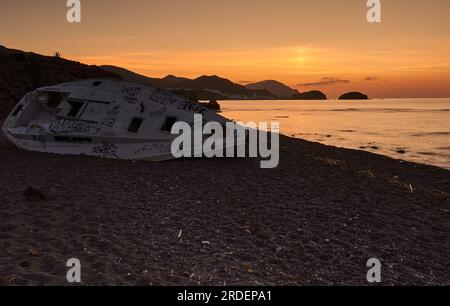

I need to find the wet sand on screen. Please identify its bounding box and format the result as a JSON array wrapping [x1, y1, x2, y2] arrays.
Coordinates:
[[0, 132, 449, 286]]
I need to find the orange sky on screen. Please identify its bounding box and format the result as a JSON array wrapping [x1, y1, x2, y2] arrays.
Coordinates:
[[1, 0, 450, 98]]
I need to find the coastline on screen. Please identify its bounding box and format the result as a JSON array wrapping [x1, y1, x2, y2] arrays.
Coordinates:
[[0, 131, 449, 285]]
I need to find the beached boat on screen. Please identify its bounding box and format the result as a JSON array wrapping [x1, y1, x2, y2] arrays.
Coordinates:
[[2, 79, 231, 160]]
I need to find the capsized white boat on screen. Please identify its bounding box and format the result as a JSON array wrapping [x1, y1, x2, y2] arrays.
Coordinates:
[[2, 79, 233, 161]]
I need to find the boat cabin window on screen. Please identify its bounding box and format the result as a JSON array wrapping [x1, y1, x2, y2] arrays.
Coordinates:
[[37, 92, 65, 111], [128, 117, 143, 133], [67, 101, 85, 117], [46, 92, 64, 108], [161, 116, 177, 132]]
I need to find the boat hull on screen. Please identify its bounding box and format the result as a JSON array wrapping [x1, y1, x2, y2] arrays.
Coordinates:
[[2, 79, 234, 161]]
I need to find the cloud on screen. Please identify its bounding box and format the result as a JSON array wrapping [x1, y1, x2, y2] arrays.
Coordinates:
[[298, 77, 350, 87]]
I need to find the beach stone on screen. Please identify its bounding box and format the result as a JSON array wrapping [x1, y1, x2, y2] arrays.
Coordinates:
[[24, 187, 46, 202], [29, 249, 42, 257], [19, 261, 31, 268]]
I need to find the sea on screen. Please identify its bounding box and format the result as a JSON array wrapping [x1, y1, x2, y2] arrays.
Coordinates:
[[220, 99, 450, 170]]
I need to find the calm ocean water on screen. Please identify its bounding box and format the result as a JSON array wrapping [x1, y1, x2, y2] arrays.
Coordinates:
[[220, 99, 450, 170]]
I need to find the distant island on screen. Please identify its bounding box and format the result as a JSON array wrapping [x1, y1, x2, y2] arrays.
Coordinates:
[[339, 92, 369, 100], [293, 90, 327, 100]]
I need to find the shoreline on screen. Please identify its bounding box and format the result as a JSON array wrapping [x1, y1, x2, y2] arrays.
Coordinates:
[[0, 132, 449, 285]]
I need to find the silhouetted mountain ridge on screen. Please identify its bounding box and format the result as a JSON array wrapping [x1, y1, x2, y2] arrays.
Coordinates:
[[0, 46, 370, 114], [245, 80, 299, 98], [101, 66, 275, 99]]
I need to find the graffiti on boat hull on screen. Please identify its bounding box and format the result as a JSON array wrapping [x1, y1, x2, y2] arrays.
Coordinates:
[[92, 141, 119, 157], [50, 118, 100, 135]]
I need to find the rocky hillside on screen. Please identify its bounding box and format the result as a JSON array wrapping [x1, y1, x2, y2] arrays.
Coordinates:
[[0, 45, 119, 118], [101, 65, 190, 88]]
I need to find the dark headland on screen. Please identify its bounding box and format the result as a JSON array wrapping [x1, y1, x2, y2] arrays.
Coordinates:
[[0, 46, 449, 285], [293, 90, 327, 100], [0, 45, 119, 117]]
